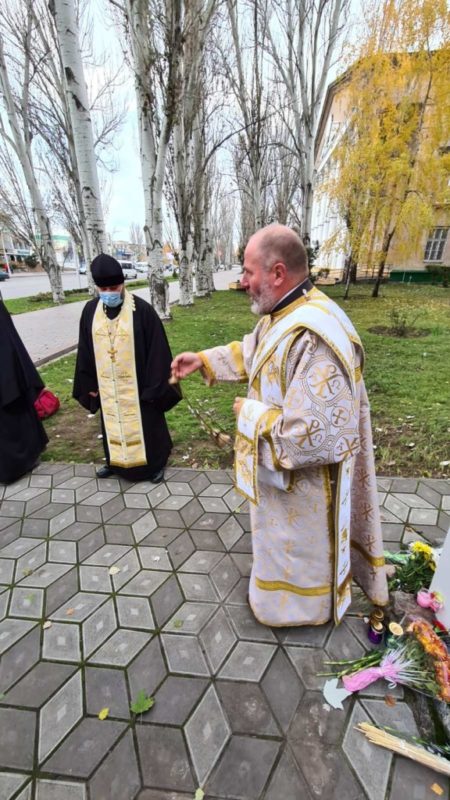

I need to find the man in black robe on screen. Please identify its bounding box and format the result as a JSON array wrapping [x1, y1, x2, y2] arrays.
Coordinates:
[[73, 254, 181, 482], [0, 301, 48, 484]]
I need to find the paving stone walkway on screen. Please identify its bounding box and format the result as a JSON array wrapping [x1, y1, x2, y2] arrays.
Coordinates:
[[0, 464, 449, 800]]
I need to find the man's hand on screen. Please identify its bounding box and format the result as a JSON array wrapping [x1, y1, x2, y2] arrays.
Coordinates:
[[89, 391, 99, 397], [171, 352, 203, 381], [233, 396, 245, 417]]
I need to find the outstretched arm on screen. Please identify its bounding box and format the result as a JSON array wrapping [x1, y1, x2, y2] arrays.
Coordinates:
[[171, 352, 203, 380]]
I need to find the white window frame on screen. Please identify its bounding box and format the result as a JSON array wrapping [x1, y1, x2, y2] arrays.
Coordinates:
[[424, 227, 448, 262]]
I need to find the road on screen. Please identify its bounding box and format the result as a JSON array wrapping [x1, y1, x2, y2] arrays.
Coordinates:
[[0, 270, 88, 299], [0, 267, 243, 300], [8, 269, 243, 365]]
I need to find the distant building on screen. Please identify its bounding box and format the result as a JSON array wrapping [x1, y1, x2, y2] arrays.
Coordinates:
[[311, 61, 450, 283]]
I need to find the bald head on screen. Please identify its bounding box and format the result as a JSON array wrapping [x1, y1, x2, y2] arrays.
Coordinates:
[[247, 224, 308, 279]]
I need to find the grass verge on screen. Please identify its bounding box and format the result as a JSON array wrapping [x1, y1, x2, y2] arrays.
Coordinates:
[[38, 284, 450, 476], [5, 281, 149, 315]]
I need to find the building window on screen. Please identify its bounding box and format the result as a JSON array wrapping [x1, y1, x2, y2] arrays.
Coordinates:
[[424, 227, 448, 262]]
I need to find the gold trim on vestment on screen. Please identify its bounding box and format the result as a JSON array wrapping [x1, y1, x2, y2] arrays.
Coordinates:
[[249, 308, 356, 395], [250, 607, 332, 627], [281, 330, 302, 397], [198, 351, 216, 385], [92, 291, 147, 469], [260, 408, 283, 471], [351, 539, 386, 567], [333, 460, 353, 624], [255, 577, 331, 596], [337, 571, 353, 598], [323, 465, 335, 568], [228, 341, 247, 380], [270, 288, 317, 320]]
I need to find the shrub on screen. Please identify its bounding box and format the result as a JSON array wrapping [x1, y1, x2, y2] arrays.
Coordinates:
[[388, 306, 422, 336], [425, 264, 450, 287]]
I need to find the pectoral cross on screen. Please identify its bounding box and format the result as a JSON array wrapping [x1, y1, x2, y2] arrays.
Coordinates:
[[108, 347, 117, 362]]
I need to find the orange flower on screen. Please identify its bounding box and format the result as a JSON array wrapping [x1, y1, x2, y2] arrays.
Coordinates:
[[408, 620, 449, 662]]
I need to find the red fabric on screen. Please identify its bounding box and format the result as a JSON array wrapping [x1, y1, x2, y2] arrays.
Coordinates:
[[34, 388, 60, 419]]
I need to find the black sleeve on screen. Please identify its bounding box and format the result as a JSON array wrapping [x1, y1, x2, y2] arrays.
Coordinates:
[[138, 301, 182, 412], [72, 302, 101, 412]]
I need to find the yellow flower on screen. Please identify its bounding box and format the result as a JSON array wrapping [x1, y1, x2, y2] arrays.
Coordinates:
[[410, 541, 434, 561]]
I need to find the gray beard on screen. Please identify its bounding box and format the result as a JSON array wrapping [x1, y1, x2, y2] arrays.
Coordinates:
[[250, 284, 276, 315]]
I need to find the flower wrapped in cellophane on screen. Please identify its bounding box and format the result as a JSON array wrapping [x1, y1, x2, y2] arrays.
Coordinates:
[[324, 619, 450, 702], [384, 541, 440, 593]]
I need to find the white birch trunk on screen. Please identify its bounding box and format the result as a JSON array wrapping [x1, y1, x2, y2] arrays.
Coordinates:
[[126, 0, 172, 319], [52, 0, 108, 260], [205, 225, 215, 293], [267, 0, 347, 238], [0, 33, 63, 303], [195, 178, 211, 297], [178, 230, 194, 306]]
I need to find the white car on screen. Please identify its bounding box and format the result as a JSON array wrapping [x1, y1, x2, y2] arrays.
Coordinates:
[[135, 262, 148, 273], [117, 260, 138, 280]]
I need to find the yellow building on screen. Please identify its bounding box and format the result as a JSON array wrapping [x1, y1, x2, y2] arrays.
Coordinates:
[[311, 61, 450, 283]]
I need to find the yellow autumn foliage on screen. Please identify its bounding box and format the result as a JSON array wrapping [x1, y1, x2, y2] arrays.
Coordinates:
[[324, 0, 450, 288]]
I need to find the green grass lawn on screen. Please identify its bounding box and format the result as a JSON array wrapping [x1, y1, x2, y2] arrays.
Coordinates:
[[5, 280, 150, 315], [38, 284, 450, 476]]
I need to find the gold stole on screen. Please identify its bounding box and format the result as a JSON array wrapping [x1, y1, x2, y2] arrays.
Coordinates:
[[234, 292, 360, 622], [92, 290, 147, 468]]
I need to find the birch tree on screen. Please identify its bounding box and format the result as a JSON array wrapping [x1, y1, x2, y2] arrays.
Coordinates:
[[266, 0, 349, 239], [223, 0, 273, 234], [51, 0, 109, 265], [110, 0, 184, 319], [171, 0, 217, 306], [0, 29, 64, 301], [0, 139, 37, 255]]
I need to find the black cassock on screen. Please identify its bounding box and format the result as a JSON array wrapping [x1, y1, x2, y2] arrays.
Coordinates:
[[73, 295, 181, 480], [0, 301, 48, 484]]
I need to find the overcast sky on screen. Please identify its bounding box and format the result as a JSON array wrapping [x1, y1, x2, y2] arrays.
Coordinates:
[[96, 0, 365, 243]]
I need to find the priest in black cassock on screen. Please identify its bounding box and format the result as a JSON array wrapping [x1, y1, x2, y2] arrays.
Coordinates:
[[0, 301, 48, 484], [73, 254, 181, 482]]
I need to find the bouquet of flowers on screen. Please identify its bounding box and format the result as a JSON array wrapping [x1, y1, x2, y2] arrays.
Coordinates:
[[324, 619, 450, 702], [385, 541, 439, 593]]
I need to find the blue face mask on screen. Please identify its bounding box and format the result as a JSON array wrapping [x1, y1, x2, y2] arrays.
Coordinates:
[[99, 291, 123, 308]]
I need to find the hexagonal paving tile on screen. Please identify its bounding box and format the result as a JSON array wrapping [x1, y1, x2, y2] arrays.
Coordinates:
[[1, 465, 447, 800]]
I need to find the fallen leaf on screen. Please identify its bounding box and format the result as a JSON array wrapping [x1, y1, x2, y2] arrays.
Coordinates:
[[130, 690, 155, 715], [322, 678, 352, 710], [22, 568, 33, 577], [194, 790, 205, 800], [384, 694, 397, 707], [43, 621, 52, 629], [173, 619, 184, 629], [98, 707, 110, 720], [109, 566, 120, 575], [66, 608, 75, 616], [431, 784, 444, 796]]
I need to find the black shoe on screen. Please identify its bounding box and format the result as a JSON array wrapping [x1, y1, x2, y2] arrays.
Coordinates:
[[96, 465, 114, 478], [149, 468, 165, 484]]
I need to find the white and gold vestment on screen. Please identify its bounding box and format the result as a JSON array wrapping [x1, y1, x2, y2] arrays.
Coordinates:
[[199, 287, 388, 626]]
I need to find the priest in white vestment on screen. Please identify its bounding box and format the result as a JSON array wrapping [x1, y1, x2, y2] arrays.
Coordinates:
[[172, 225, 388, 627]]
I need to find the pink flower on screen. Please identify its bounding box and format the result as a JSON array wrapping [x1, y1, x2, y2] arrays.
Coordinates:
[[416, 589, 444, 613]]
